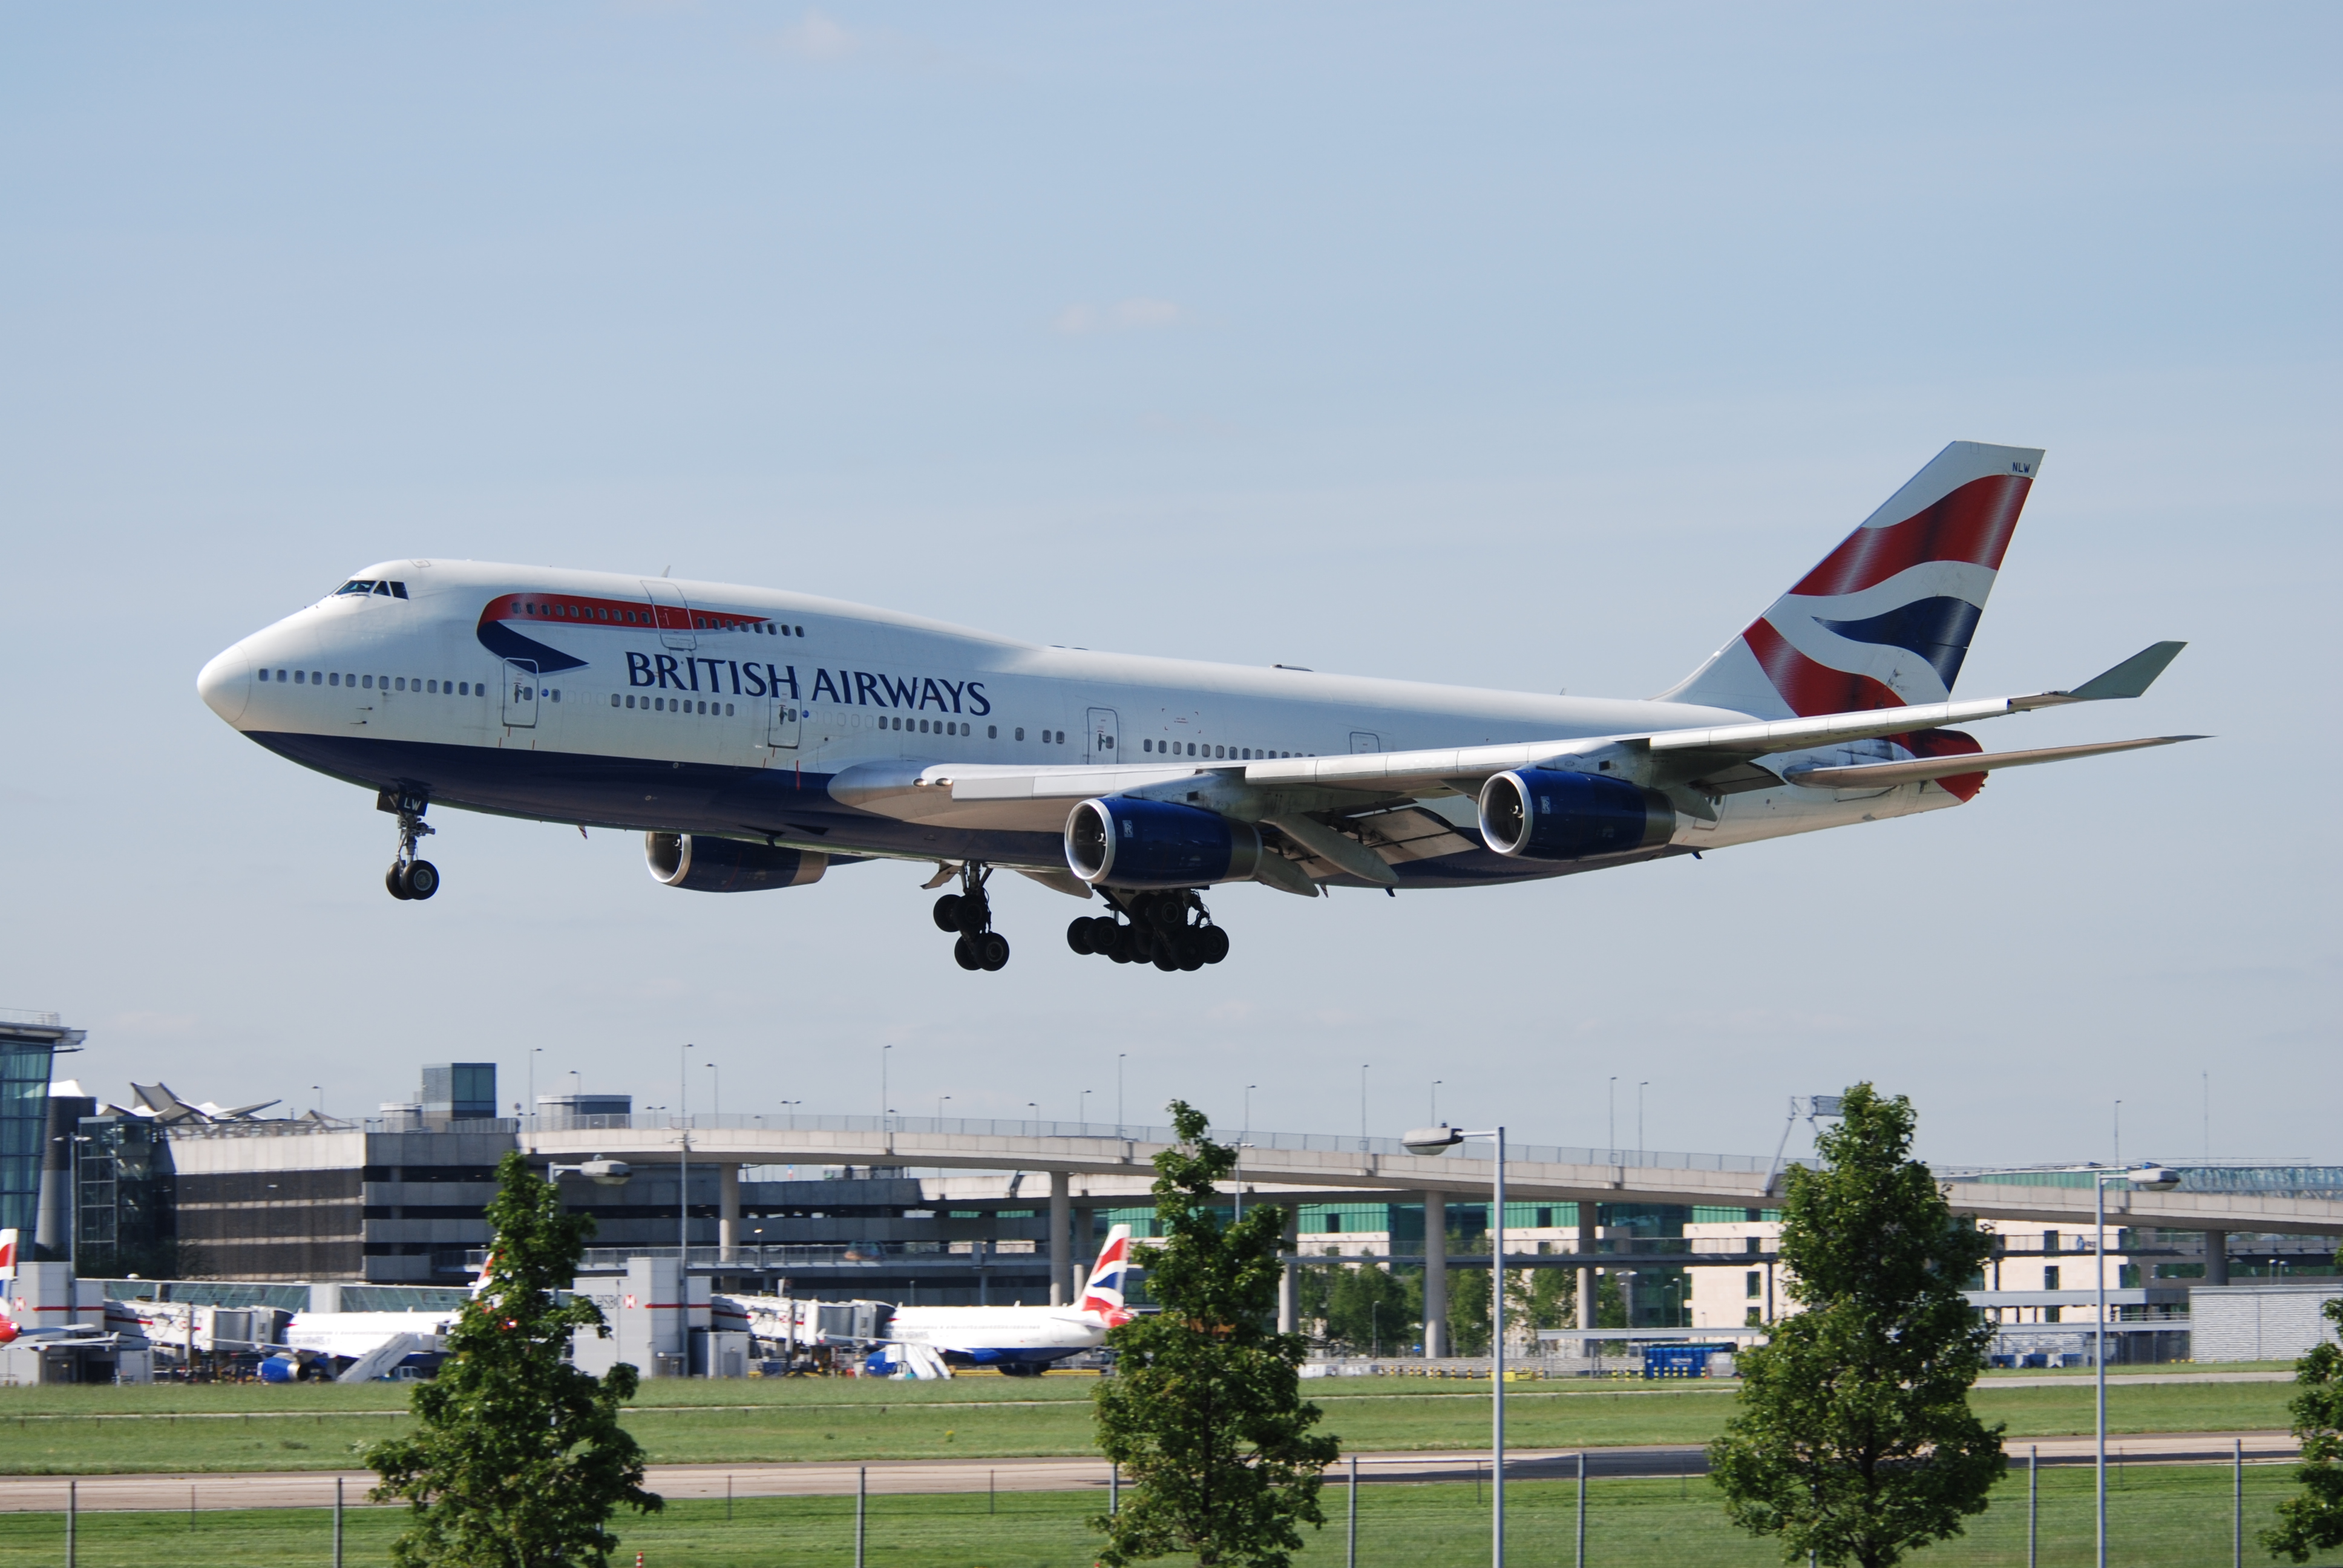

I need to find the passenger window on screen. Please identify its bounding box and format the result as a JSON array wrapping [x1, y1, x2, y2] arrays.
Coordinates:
[[724, 703, 735, 716], [1015, 728, 1024, 740], [363, 675, 373, 688], [988, 725, 997, 739], [551, 690, 561, 702]]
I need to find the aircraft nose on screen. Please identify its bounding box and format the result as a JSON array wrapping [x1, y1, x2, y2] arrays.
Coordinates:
[[197, 645, 252, 725]]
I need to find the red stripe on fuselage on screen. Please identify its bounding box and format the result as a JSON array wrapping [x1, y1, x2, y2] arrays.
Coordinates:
[[1790, 473, 2031, 598], [474, 595, 772, 635], [1742, 618, 1906, 717]]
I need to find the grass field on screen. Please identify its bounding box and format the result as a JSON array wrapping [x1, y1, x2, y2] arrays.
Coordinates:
[[0, 1376, 2304, 1475], [1, 1462, 2338, 1566]]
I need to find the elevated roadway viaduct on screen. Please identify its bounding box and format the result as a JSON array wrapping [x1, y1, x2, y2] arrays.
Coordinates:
[[526, 1115, 2343, 1351]]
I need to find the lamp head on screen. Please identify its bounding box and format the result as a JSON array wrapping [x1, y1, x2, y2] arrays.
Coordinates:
[[2128, 1165, 2181, 1191], [1402, 1125, 1463, 1155]]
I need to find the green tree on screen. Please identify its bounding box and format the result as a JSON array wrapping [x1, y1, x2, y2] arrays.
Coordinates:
[[1507, 1266, 1577, 1333], [1092, 1101, 1341, 1567], [1446, 1256, 1492, 1355], [2262, 1252, 2343, 1563], [1708, 1083, 2002, 1568], [1325, 1263, 1415, 1354], [366, 1152, 661, 1567]]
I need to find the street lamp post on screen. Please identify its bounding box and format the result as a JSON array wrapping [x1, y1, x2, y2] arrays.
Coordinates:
[[679, 1044, 695, 1264], [1405, 1122, 1508, 1567], [2085, 1163, 2180, 1568], [1117, 1055, 1127, 1137]]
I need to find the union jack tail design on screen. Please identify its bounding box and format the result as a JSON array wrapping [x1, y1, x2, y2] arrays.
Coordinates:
[[1661, 442, 2044, 720], [1078, 1224, 1136, 1326]]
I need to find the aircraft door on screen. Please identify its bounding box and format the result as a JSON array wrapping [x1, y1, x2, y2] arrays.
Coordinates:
[[768, 693, 802, 750], [1350, 731, 1381, 753], [502, 659, 539, 728], [1086, 707, 1120, 765], [640, 580, 696, 652]]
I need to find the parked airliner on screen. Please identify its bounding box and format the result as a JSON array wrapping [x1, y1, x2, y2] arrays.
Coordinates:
[[198, 442, 2198, 971], [882, 1224, 1137, 1374]]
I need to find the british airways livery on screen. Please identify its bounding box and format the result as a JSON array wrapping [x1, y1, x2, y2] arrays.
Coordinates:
[[197, 443, 2198, 972]]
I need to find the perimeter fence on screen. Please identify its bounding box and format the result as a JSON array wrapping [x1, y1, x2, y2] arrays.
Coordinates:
[[0, 1448, 2333, 1567]]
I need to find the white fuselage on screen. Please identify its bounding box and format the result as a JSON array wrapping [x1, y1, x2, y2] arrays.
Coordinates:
[[196, 558, 1961, 884]]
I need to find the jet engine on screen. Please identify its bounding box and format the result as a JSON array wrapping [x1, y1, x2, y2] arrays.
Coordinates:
[[1476, 769, 1676, 860], [1064, 798, 1260, 889], [644, 833, 827, 892]]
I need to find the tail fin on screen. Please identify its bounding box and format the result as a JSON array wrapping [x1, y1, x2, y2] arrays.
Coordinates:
[[1078, 1224, 1135, 1324], [1660, 442, 2044, 718]]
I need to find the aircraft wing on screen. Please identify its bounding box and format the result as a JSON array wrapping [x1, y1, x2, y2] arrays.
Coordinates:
[[839, 643, 2190, 881], [1241, 641, 2190, 798]]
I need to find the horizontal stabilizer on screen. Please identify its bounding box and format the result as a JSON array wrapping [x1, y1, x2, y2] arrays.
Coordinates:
[[1783, 734, 2205, 789]]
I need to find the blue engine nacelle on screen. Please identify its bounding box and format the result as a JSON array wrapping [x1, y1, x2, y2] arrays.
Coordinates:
[[1064, 798, 1261, 889], [1476, 769, 1676, 860], [646, 833, 827, 892]]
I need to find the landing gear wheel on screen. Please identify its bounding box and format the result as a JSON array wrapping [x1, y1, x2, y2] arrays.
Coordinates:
[[1152, 944, 1181, 973], [1108, 926, 1136, 964], [1066, 919, 1096, 956], [977, 932, 1011, 971], [1176, 930, 1207, 972], [952, 935, 982, 970], [380, 789, 437, 904], [1199, 925, 1230, 964], [932, 893, 964, 933]]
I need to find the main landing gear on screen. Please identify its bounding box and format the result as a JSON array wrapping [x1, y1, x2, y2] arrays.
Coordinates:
[[932, 863, 1010, 972], [1065, 890, 1229, 972], [377, 789, 439, 903]]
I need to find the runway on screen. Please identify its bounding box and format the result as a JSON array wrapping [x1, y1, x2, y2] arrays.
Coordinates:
[[0, 1431, 2302, 1514]]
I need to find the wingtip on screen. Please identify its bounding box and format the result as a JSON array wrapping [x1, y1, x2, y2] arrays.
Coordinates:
[[2065, 640, 2189, 702]]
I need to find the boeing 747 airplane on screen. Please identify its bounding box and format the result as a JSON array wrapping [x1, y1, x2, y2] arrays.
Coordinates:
[[198, 442, 2198, 972]]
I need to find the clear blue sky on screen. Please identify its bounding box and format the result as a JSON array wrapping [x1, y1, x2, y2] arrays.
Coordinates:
[[2, 4, 2334, 1166]]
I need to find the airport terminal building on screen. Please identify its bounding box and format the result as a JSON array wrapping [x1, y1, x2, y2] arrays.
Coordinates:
[[18, 1031, 2342, 1364]]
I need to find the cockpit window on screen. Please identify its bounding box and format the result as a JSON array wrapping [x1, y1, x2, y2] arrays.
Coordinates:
[[336, 580, 376, 596]]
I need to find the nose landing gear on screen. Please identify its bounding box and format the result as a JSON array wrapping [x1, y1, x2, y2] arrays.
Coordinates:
[[377, 789, 439, 903], [1066, 890, 1228, 972], [931, 863, 1010, 971]]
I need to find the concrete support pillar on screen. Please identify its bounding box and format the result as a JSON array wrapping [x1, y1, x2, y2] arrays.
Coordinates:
[[1071, 1204, 1095, 1302], [2204, 1229, 2229, 1287], [1576, 1204, 1599, 1334], [1278, 1206, 1299, 1335], [1049, 1171, 1071, 1306], [718, 1163, 740, 1263], [1421, 1191, 1447, 1359]]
